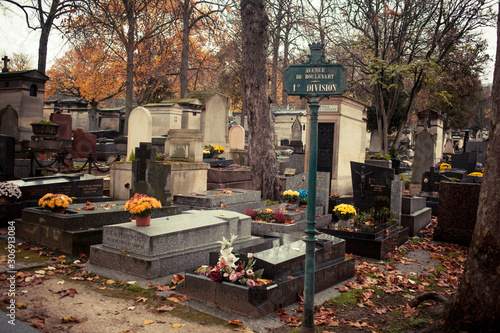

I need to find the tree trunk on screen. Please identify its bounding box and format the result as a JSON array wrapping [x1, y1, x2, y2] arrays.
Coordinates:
[[241, 0, 280, 201], [124, 7, 135, 135], [180, 1, 191, 98], [437, 5, 500, 330], [37, 24, 50, 74]]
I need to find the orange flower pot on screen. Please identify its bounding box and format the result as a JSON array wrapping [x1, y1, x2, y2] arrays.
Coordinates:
[[135, 215, 151, 226]]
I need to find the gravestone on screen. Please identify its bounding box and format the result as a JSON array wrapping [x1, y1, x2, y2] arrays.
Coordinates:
[[281, 172, 330, 213], [228, 125, 245, 149], [201, 93, 229, 153], [434, 182, 481, 245], [448, 152, 477, 174], [291, 117, 302, 141], [72, 129, 97, 158], [466, 141, 488, 165], [131, 142, 172, 205], [90, 210, 259, 279], [0, 135, 15, 180], [50, 113, 72, 140], [443, 138, 454, 154], [164, 129, 203, 163], [411, 128, 435, 184], [127, 106, 152, 160], [0, 105, 19, 139], [351, 161, 402, 220], [281, 139, 290, 146]]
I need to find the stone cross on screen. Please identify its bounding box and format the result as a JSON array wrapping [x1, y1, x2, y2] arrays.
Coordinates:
[[2, 56, 10, 73]]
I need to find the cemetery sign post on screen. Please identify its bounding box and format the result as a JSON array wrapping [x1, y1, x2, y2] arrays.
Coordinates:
[[283, 43, 347, 332]]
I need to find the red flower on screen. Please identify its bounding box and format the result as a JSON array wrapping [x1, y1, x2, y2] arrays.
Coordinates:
[[209, 270, 222, 282], [236, 264, 243, 272]]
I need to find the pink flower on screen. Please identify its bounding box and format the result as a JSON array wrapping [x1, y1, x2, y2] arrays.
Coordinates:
[[236, 272, 243, 279], [229, 273, 238, 282], [246, 269, 254, 276], [246, 279, 255, 287]]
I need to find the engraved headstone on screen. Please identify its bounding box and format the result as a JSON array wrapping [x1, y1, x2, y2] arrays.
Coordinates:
[[351, 161, 402, 220]]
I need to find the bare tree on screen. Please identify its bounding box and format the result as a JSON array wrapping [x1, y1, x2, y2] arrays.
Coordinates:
[[241, 0, 280, 200], [337, 0, 495, 153], [172, 0, 231, 98], [2, 0, 79, 74], [66, 0, 175, 132]]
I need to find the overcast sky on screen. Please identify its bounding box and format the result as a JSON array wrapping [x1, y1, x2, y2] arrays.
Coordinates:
[[0, 5, 497, 84]]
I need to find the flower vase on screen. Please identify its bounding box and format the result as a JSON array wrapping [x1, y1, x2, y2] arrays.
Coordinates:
[[135, 215, 151, 226], [54, 208, 66, 214], [337, 219, 351, 228]]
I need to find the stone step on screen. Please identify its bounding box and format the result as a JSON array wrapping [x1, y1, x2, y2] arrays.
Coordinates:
[[401, 207, 432, 237], [402, 196, 427, 214]]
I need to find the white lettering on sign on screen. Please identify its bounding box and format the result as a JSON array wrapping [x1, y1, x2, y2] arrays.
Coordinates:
[[306, 83, 337, 92], [319, 105, 339, 112]]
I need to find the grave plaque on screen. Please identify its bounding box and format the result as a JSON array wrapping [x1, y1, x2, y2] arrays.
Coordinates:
[[8, 174, 103, 200], [351, 161, 396, 213]]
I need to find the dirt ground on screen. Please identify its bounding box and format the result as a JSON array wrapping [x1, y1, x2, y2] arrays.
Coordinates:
[[0, 219, 467, 333]]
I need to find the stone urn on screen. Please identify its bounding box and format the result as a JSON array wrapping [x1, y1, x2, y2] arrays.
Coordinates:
[[31, 122, 60, 136]]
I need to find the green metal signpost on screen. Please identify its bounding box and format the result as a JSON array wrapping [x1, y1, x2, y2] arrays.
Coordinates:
[[283, 43, 347, 332]]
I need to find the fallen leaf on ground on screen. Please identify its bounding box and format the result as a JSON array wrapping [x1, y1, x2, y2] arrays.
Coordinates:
[[106, 279, 116, 284], [228, 319, 243, 325], [172, 274, 184, 285], [135, 297, 147, 303], [157, 285, 175, 291], [58, 288, 78, 298], [16, 302, 27, 309], [61, 317, 79, 323], [144, 320, 154, 325], [172, 324, 182, 328], [167, 293, 188, 302], [156, 304, 174, 312]]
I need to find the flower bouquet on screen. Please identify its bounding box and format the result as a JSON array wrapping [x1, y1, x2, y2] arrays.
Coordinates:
[[38, 193, 72, 213], [282, 190, 299, 203], [243, 208, 289, 224], [0, 182, 22, 203], [195, 235, 265, 288], [203, 144, 225, 158], [333, 203, 357, 220], [123, 193, 162, 226]]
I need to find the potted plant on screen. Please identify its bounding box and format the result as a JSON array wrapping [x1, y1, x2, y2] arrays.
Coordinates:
[[38, 193, 73, 213], [31, 119, 60, 136], [333, 203, 357, 227], [282, 190, 300, 204], [0, 182, 22, 204], [203, 144, 225, 158], [123, 193, 162, 226]]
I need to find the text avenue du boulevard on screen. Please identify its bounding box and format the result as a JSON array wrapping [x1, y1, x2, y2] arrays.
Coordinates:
[[292, 67, 338, 93]]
